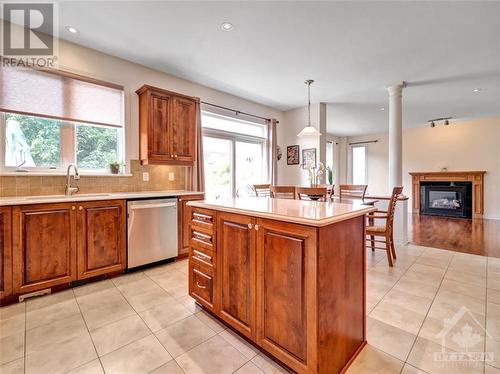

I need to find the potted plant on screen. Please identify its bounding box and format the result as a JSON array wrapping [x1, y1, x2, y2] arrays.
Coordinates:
[[109, 161, 124, 174], [327, 166, 333, 185]]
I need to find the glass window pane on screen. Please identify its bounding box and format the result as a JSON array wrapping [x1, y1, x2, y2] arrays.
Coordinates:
[[235, 141, 265, 196], [203, 136, 232, 200], [202, 112, 266, 138], [326, 141, 334, 184], [4, 113, 60, 168], [76, 124, 119, 169], [352, 146, 366, 185]]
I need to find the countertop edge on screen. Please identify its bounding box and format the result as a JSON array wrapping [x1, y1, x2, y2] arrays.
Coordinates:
[[0, 191, 204, 206], [187, 200, 376, 227]]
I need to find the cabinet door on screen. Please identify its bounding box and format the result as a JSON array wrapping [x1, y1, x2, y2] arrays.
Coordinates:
[[0, 207, 12, 302], [170, 96, 196, 162], [12, 203, 77, 294], [77, 200, 126, 279], [217, 212, 256, 338], [255, 219, 317, 373], [149, 93, 172, 160], [178, 194, 204, 257]]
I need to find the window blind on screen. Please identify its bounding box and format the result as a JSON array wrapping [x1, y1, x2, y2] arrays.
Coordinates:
[[0, 67, 124, 128]]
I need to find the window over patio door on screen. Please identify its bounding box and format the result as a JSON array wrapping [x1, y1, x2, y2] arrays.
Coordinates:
[[202, 112, 268, 200]]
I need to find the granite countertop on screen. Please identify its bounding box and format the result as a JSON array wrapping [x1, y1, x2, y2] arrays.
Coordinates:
[[188, 197, 376, 227], [0, 190, 204, 206]]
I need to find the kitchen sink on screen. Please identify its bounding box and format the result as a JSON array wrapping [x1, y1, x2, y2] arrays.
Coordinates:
[[25, 193, 111, 200]]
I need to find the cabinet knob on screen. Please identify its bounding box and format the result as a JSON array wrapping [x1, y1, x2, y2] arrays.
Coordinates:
[[247, 223, 253, 229], [254, 224, 260, 231], [71, 206, 76, 210], [78, 206, 83, 211]]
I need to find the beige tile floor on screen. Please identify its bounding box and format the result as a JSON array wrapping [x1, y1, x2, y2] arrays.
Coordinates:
[[1, 245, 500, 374]]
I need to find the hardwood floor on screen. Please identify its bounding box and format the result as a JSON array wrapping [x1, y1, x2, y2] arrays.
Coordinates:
[[408, 213, 500, 258]]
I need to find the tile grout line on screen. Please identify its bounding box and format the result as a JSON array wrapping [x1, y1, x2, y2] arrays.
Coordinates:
[[69, 287, 106, 374], [367, 245, 426, 317], [400, 251, 456, 370]]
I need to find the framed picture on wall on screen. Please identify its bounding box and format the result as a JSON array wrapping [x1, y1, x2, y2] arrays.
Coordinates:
[[287, 145, 300, 165], [302, 148, 317, 169]]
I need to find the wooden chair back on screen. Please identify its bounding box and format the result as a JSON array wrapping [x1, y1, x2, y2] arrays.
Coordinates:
[[253, 184, 271, 197], [339, 184, 367, 199], [296, 187, 328, 202], [386, 186, 404, 234], [270, 186, 296, 199]]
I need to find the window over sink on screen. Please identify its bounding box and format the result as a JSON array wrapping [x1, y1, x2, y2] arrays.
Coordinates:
[[0, 66, 124, 173]]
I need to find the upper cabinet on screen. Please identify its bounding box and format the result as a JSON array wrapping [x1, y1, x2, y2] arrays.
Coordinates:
[[137, 85, 198, 165]]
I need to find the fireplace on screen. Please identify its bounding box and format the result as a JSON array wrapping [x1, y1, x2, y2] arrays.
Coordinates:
[[420, 182, 472, 218]]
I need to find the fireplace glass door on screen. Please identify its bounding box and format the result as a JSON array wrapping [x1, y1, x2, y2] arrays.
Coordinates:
[[420, 185, 469, 218]]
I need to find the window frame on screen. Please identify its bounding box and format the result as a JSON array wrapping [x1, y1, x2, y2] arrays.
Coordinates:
[[201, 111, 268, 199], [350, 144, 367, 185], [0, 112, 125, 174]]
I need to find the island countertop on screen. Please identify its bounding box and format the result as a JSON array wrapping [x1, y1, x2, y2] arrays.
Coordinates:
[[187, 197, 376, 227]]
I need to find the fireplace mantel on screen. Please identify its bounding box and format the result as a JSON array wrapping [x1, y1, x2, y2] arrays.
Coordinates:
[[409, 171, 486, 219]]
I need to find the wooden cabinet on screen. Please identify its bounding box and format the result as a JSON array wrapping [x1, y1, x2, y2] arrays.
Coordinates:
[[137, 84, 198, 165], [77, 200, 126, 279], [10, 200, 126, 297], [217, 212, 256, 339], [12, 203, 78, 294], [255, 219, 317, 372], [188, 208, 367, 374], [0, 207, 12, 302], [177, 194, 204, 257]]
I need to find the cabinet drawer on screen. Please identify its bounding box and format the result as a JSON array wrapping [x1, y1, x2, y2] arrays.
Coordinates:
[[190, 208, 215, 232], [190, 227, 215, 251], [191, 247, 216, 269], [189, 264, 214, 310]]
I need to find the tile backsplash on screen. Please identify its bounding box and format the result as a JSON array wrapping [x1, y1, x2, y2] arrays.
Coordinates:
[[0, 160, 187, 197]]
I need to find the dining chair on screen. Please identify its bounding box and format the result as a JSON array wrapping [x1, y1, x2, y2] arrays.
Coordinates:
[[270, 186, 296, 199], [339, 184, 368, 200], [365, 186, 403, 267], [253, 184, 271, 197], [296, 187, 328, 202]]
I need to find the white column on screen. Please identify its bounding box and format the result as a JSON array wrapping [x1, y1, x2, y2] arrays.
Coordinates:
[[387, 82, 408, 245], [387, 82, 405, 189]]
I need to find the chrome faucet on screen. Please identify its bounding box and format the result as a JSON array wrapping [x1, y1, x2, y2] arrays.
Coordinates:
[[65, 164, 80, 196]]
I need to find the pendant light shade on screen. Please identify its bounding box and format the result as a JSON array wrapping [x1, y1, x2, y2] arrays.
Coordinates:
[[297, 79, 321, 137]]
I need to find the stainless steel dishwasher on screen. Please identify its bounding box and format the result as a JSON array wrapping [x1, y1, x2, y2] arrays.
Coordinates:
[[127, 198, 178, 269]]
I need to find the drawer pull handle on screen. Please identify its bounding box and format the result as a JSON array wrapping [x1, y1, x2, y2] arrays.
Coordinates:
[[247, 223, 253, 229], [254, 224, 260, 231], [196, 281, 207, 289], [192, 231, 211, 241], [193, 213, 213, 222], [193, 251, 212, 262]]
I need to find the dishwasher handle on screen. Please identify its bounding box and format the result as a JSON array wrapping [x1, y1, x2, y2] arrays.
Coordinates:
[[129, 202, 177, 210]]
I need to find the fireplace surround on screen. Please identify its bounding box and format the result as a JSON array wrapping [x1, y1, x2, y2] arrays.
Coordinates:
[[410, 171, 486, 219]]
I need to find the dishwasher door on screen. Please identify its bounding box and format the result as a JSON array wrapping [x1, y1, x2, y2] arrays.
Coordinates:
[[127, 198, 178, 269]]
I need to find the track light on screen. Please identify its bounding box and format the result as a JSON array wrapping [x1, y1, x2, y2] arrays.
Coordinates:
[[428, 117, 452, 128]]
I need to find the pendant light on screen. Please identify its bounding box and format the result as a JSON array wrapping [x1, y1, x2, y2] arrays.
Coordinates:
[[297, 79, 321, 137]]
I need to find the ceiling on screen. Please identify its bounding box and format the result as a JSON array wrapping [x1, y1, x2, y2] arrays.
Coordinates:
[[53, 1, 499, 135]]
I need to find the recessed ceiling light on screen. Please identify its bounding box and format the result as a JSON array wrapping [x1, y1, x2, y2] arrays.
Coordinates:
[[473, 88, 482, 92], [380, 107, 385, 111], [220, 22, 234, 31], [65, 26, 78, 34]]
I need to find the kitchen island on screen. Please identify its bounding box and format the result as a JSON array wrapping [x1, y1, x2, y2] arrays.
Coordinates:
[[186, 198, 376, 374]]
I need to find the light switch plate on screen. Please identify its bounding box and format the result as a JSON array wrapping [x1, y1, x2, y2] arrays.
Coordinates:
[[168, 172, 175, 181], [142, 172, 149, 182]]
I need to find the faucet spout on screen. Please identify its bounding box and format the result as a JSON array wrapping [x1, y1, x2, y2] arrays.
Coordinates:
[[65, 164, 80, 196]]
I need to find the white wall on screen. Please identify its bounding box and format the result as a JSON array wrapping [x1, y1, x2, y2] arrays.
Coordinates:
[[277, 103, 326, 185], [48, 35, 284, 169], [346, 117, 500, 219]]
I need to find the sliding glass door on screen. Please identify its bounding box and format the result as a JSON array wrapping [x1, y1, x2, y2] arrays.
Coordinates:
[[202, 112, 268, 200]]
